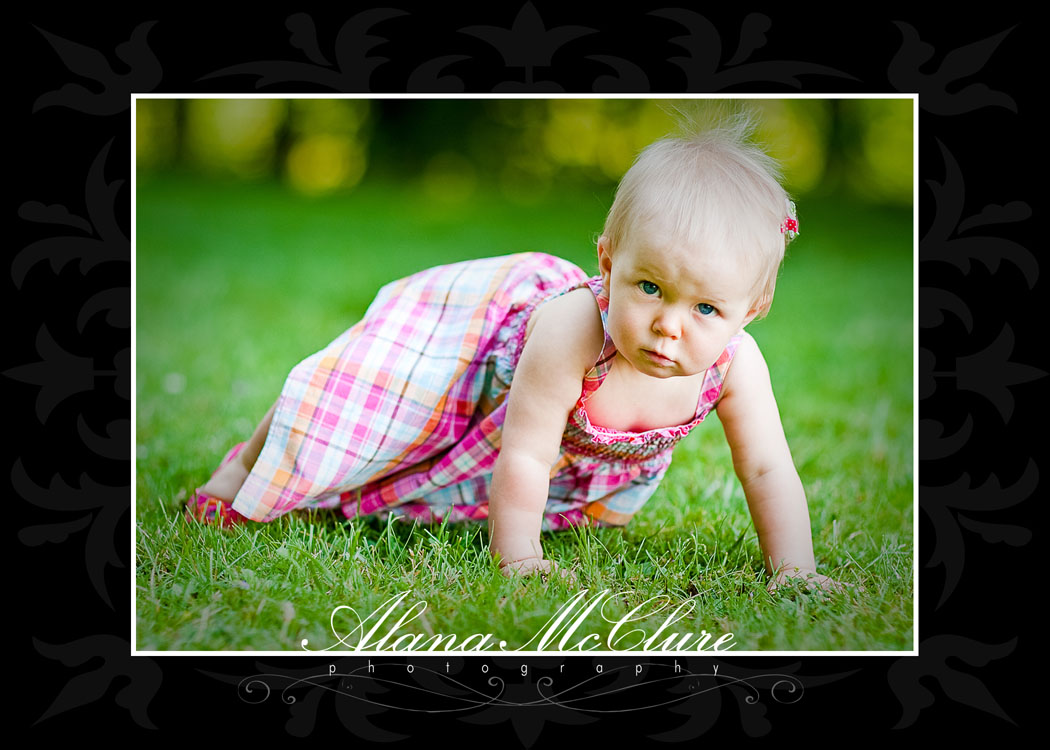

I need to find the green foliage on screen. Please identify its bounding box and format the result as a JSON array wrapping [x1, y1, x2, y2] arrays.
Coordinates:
[[137, 99, 914, 205]]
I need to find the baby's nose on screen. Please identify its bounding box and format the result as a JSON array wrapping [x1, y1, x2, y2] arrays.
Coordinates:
[[652, 312, 681, 339]]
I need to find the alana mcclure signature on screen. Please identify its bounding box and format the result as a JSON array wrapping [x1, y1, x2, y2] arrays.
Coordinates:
[[302, 589, 736, 653]]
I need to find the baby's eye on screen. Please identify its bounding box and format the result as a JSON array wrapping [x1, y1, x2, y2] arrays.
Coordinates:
[[639, 281, 659, 295], [697, 303, 717, 316]]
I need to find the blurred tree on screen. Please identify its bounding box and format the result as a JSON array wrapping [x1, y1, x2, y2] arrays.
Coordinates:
[[182, 99, 287, 179], [285, 100, 372, 194], [135, 98, 913, 207]]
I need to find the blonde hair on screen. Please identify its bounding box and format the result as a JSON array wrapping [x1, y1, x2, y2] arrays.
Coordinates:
[[602, 109, 793, 319]]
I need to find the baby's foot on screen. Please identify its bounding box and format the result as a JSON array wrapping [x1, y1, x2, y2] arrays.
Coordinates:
[[500, 557, 576, 583], [189, 443, 251, 527], [197, 455, 249, 502]]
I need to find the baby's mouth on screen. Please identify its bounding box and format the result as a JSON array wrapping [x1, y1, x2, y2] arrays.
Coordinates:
[[643, 349, 675, 366]]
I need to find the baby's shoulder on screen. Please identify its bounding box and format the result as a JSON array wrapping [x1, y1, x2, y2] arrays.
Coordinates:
[[718, 331, 769, 403], [523, 287, 605, 373]]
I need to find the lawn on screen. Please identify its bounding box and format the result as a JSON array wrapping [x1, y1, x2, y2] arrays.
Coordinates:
[[135, 175, 913, 652]]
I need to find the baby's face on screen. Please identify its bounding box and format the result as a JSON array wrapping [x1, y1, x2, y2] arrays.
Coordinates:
[[598, 230, 761, 379]]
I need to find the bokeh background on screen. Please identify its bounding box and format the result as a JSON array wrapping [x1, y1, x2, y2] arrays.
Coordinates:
[[136, 98, 912, 204], [135, 98, 914, 650], [136, 97, 913, 460]]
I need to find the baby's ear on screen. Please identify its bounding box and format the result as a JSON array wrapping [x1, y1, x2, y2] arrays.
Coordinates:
[[597, 236, 613, 277], [743, 296, 770, 326]]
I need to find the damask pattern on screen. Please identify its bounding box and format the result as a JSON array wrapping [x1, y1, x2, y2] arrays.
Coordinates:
[[14, 5, 1037, 741]]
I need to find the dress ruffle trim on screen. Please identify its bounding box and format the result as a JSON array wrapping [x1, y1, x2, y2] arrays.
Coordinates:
[[511, 275, 721, 448], [570, 401, 711, 446]]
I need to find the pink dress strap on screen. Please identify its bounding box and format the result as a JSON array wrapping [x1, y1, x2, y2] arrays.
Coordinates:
[[562, 275, 744, 454], [577, 276, 618, 403]]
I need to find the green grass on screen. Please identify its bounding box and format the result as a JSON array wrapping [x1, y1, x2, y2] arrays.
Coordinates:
[[136, 175, 913, 652]]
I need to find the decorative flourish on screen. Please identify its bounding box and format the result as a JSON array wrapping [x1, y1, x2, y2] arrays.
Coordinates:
[[953, 326, 1045, 422], [923, 140, 1036, 286], [201, 11, 407, 90], [236, 663, 810, 712], [5, 327, 127, 422], [406, 55, 471, 93], [535, 665, 804, 712], [925, 326, 1045, 423], [460, 2, 594, 91], [727, 13, 774, 65], [34, 636, 161, 728], [287, 13, 331, 66], [654, 659, 853, 740], [958, 201, 1031, 234], [238, 664, 507, 712], [923, 460, 1036, 607], [18, 201, 92, 233], [14, 460, 125, 608], [889, 23, 1016, 114], [9, 4, 1035, 739], [204, 659, 406, 738], [919, 347, 938, 400], [5, 327, 97, 422], [14, 141, 127, 288], [77, 287, 129, 332], [19, 514, 91, 544], [33, 21, 161, 115], [651, 10, 853, 89], [888, 635, 1016, 728], [456, 671, 593, 746], [231, 662, 812, 744], [77, 416, 129, 460], [588, 55, 651, 93], [919, 287, 973, 332], [920, 417, 974, 461]]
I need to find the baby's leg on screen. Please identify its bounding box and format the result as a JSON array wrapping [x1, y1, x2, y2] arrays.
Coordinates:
[[198, 400, 276, 501]]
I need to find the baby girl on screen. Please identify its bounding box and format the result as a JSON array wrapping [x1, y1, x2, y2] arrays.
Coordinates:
[[192, 115, 842, 590]]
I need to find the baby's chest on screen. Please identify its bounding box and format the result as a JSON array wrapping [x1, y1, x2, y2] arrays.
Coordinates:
[[581, 361, 704, 433]]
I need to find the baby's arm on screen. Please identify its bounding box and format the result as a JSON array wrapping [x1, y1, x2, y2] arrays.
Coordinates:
[[716, 334, 842, 591], [489, 288, 603, 577]]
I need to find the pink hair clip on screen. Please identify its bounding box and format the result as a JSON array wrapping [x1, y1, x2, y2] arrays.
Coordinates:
[[780, 200, 799, 241]]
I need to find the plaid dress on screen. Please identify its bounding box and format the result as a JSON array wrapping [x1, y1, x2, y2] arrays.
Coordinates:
[[231, 252, 743, 530]]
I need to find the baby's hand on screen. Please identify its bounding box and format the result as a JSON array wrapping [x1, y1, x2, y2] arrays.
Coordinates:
[[499, 556, 576, 583]]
